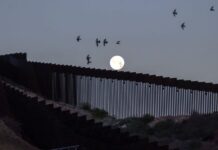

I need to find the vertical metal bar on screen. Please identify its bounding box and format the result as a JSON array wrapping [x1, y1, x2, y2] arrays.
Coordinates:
[[60, 73, 66, 102], [51, 72, 56, 100], [141, 82, 145, 116], [153, 84, 157, 117], [215, 92, 218, 112], [172, 87, 176, 116], [157, 85, 163, 117], [214, 92, 216, 112], [126, 81, 130, 118], [139, 82, 143, 117]]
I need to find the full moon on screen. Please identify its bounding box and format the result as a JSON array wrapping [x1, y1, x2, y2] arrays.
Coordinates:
[[110, 55, 125, 70]]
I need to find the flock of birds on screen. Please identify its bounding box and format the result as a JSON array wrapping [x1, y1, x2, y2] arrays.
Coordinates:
[[76, 35, 121, 65], [173, 5, 215, 30], [76, 5, 215, 65]]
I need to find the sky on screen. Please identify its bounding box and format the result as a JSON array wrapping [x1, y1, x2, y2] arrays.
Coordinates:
[[0, 0, 218, 83]]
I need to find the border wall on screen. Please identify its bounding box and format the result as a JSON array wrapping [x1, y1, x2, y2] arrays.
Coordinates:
[[1, 53, 218, 118]]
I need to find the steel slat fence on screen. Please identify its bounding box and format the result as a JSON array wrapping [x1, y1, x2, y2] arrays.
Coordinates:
[[52, 72, 218, 118]]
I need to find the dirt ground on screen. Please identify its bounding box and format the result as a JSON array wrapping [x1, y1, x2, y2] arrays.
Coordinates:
[[0, 120, 39, 150]]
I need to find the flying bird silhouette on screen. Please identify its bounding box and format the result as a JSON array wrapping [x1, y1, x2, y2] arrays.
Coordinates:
[[181, 22, 186, 30], [96, 38, 100, 47], [210, 6, 215, 11], [173, 9, 178, 17], [76, 36, 81, 42], [116, 41, 120, 45], [86, 54, 91, 64], [103, 38, 108, 46]]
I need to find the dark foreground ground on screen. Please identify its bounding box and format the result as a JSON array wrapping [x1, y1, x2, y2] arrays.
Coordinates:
[[0, 118, 39, 150]]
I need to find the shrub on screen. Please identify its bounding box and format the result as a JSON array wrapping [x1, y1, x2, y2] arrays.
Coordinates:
[[116, 115, 155, 137], [91, 108, 108, 119], [141, 114, 155, 124], [153, 119, 176, 138], [118, 114, 154, 126], [80, 103, 91, 111], [174, 112, 218, 140]]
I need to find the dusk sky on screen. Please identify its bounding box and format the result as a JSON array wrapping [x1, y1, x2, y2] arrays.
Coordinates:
[[0, 0, 218, 83]]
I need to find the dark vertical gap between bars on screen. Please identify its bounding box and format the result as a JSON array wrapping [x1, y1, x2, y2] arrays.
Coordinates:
[[65, 73, 69, 103], [72, 74, 77, 106]]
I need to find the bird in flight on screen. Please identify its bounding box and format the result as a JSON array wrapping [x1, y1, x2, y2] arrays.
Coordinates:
[[86, 54, 91, 64], [172, 9, 178, 17], [76, 36, 81, 42], [103, 38, 108, 46], [181, 22, 186, 30], [210, 6, 215, 11], [116, 41, 120, 45], [96, 38, 101, 47]]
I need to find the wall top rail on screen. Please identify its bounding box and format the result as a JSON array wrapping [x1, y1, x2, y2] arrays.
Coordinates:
[[0, 52, 27, 61]]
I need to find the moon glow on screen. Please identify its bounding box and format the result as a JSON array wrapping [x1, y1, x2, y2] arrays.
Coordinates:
[[110, 55, 125, 70]]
